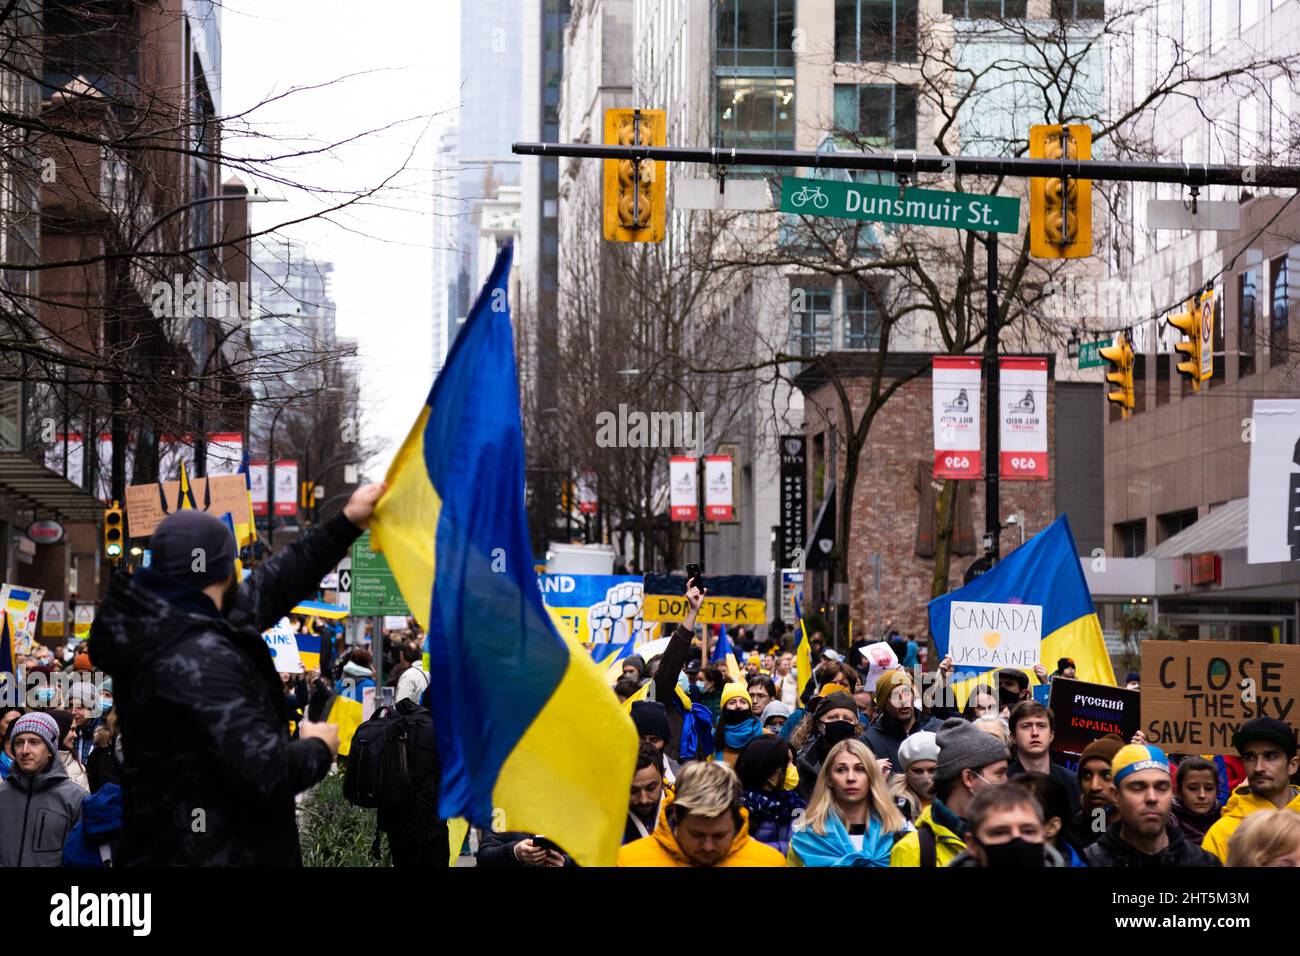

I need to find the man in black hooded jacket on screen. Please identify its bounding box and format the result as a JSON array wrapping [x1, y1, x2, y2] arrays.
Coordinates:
[[89, 484, 384, 866]]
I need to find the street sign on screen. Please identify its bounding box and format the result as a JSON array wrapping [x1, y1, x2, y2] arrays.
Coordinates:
[[1077, 337, 1113, 369], [780, 176, 1020, 234], [348, 531, 409, 616], [1145, 199, 1241, 231], [675, 177, 771, 210]]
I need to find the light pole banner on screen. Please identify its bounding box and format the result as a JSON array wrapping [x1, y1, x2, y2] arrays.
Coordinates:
[[670, 456, 698, 521], [1247, 399, 1300, 563], [933, 357, 982, 479], [274, 459, 298, 516], [206, 432, 244, 477], [158, 435, 195, 482], [704, 455, 734, 521], [43, 433, 85, 487], [250, 460, 269, 516], [999, 357, 1049, 480], [577, 470, 598, 515]]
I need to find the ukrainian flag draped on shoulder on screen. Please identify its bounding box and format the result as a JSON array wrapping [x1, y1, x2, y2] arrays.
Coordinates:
[[928, 514, 1115, 707], [369, 243, 637, 867]]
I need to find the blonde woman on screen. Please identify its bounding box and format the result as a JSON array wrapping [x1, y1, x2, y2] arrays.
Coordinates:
[[1226, 809, 1300, 867], [788, 739, 910, 866]]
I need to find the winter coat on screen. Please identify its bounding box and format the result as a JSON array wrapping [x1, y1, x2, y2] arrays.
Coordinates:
[[85, 737, 122, 794], [375, 700, 447, 850], [1201, 784, 1300, 863], [0, 755, 86, 866], [1086, 822, 1221, 867], [889, 799, 968, 867], [618, 792, 786, 867], [88, 513, 358, 866], [61, 783, 122, 867], [58, 752, 90, 793], [1008, 757, 1083, 817], [475, 829, 576, 867], [743, 788, 806, 856], [1171, 797, 1221, 847], [649, 624, 693, 761], [948, 842, 1068, 867], [861, 710, 943, 768]]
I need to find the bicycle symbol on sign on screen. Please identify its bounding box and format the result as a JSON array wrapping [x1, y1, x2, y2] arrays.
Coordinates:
[[789, 184, 829, 210]]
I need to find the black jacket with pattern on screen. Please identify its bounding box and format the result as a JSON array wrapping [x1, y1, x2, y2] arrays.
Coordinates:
[[89, 514, 361, 866]]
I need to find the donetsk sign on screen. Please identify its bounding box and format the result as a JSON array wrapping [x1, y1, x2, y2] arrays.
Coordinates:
[[641, 573, 767, 625]]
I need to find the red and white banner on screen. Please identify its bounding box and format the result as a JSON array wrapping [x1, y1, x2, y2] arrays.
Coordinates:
[[159, 434, 195, 482], [577, 470, 599, 514], [206, 432, 244, 477], [704, 455, 734, 520], [670, 456, 698, 522], [250, 460, 269, 516], [274, 459, 298, 516], [43, 433, 85, 486], [932, 357, 982, 479], [95, 434, 134, 501], [999, 357, 1048, 480]]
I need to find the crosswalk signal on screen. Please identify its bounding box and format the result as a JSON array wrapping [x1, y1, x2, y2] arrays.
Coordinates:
[[1198, 290, 1215, 385], [1029, 124, 1092, 259], [1168, 297, 1201, 391], [603, 108, 666, 243], [103, 502, 124, 560], [1100, 333, 1135, 419]]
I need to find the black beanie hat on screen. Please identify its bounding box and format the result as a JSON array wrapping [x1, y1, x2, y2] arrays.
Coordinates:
[[1233, 717, 1298, 758], [734, 735, 791, 792], [149, 510, 237, 589], [629, 700, 671, 743]]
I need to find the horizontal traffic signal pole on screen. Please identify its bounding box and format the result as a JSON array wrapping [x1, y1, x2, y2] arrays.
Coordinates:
[[513, 141, 1300, 189]]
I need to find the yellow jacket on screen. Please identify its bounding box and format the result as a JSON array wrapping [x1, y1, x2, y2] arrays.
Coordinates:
[[889, 803, 966, 868], [1201, 784, 1300, 863], [618, 794, 786, 868]]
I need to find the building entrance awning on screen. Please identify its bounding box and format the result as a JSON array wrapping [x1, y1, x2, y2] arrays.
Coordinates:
[[0, 453, 105, 524]]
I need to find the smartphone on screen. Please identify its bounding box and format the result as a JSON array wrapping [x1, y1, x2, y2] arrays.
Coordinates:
[[685, 563, 702, 592], [532, 835, 561, 855]]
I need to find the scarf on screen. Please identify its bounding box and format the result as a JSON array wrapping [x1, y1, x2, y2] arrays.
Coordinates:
[[716, 716, 763, 757], [791, 812, 895, 867]]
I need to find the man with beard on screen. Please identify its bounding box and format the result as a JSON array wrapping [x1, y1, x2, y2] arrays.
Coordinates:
[[1065, 733, 1124, 850], [862, 669, 943, 769], [624, 743, 667, 844], [1201, 718, 1300, 863], [89, 486, 383, 865]]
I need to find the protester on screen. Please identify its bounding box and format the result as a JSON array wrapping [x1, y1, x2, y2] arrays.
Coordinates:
[[949, 782, 1065, 867], [889, 730, 939, 822], [996, 668, 1031, 715], [744, 656, 762, 679], [773, 652, 799, 706], [973, 714, 1011, 744], [61, 782, 123, 867], [734, 736, 804, 855], [629, 700, 681, 781], [962, 684, 1000, 721], [625, 743, 668, 844], [788, 739, 909, 866], [1066, 733, 1125, 850], [621, 655, 648, 684], [1012, 772, 1088, 866], [85, 710, 121, 794], [1050, 657, 1076, 681], [1124, 672, 1140, 691], [1084, 744, 1219, 867], [715, 684, 764, 766], [476, 829, 571, 866], [761, 701, 793, 735], [1007, 701, 1082, 815], [337, 648, 377, 703], [376, 697, 446, 868], [613, 677, 641, 703], [1225, 809, 1300, 867], [65, 683, 103, 765], [49, 709, 90, 792], [0, 707, 21, 780], [746, 675, 775, 718], [862, 669, 942, 769], [88, 487, 378, 865], [618, 760, 785, 867], [791, 691, 863, 798], [0, 712, 86, 866], [1201, 717, 1300, 863], [394, 642, 429, 705], [890, 717, 1010, 867], [1171, 754, 1222, 845]]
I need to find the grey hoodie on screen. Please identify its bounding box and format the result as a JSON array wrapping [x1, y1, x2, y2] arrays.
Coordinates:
[[0, 753, 86, 866]]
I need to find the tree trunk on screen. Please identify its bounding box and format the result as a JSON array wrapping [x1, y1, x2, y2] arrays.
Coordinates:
[[929, 479, 958, 600]]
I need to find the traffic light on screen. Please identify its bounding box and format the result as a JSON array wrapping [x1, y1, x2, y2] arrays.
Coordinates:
[[1198, 290, 1215, 385], [603, 108, 666, 242], [1100, 333, 1135, 418], [103, 502, 124, 560], [1029, 124, 1092, 259], [1168, 297, 1201, 391]]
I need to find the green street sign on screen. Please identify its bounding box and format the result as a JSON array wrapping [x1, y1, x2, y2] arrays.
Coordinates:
[[779, 176, 1021, 234], [1078, 338, 1114, 369], [349, 530, 411, 617]]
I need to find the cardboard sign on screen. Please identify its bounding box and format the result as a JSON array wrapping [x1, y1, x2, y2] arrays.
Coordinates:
[[1141, 640, 1300, 754], [947, 601, 1042, 668], [1048, 677, 1140, 756], [262, 619, 305, 674], [641, 573, 767, 625], [125, 474, 252, 539]]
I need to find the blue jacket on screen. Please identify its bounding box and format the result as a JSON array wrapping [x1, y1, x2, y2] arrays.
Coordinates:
[[335, 675, 376, 703], [789, 812, 902, 867], [743, 789, 806, 856], [62, 783, 122, 867]]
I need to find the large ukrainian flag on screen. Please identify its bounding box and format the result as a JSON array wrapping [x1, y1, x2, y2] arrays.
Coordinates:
[[928, 514, 1115, 706], [370, 244, 637, 867]]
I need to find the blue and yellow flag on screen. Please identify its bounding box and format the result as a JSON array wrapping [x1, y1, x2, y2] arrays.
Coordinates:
[[370, 243, 637, 867], [793, 594, 812, 699], [928, 514, 1116, 707], [711, 624, 741, 682]]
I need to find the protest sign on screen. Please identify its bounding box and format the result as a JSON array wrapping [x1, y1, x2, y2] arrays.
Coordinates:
[[539, 574, 647, 645], [947, 601, 1042, 669], [1048, 677, 1140, 755], [1141, 640, 1300, 754], [125, 474, 252, 539], [262, 619, 305, 674], [641, 573, 766, 626]]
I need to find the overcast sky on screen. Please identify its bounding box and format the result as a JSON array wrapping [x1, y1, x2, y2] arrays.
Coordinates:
[[222, 0, 462, 476]]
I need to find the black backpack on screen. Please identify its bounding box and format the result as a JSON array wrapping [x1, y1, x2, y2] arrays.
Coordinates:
[[343, 700, 438, 809]]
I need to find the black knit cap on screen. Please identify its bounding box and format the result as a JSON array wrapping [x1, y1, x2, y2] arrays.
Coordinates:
[[629, 700, 671, 743], [734, 735, 791, 792], [149, 510, 236, 589], [1233, 717, 1297, 758]]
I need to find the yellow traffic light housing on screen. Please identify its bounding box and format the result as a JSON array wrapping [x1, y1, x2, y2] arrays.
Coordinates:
[[1100, 334, 1135, 418], [603, 108, 666, 243], [1168, 298, 1201, 391], [103, 502, 124, 560], [1029, 124, 1093, 259]]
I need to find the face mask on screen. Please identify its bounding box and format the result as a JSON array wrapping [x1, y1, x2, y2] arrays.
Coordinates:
[[722, 708, 751, 725], [978, 837, 1046, 868], [821, 720, 856, 745], [783, 762, 800, 791]]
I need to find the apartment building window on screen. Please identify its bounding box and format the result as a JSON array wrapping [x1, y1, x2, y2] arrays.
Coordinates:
[[790, 286, 833, 358], [1239, 268, 1258, 377], [834, 0, 918, 63], [833, 84, 917, 150], [716, 1, 796, 154], [844, 285, 882, 349], [1050, 0, 1106, 18], [718, 76, 796, 150], [1116, 520, 1147, 558], [716, 0, 795, 70], [943, 0, 1027, 17], [1158, 508, 1198, 543], [1270, 254, 1290, 367]]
